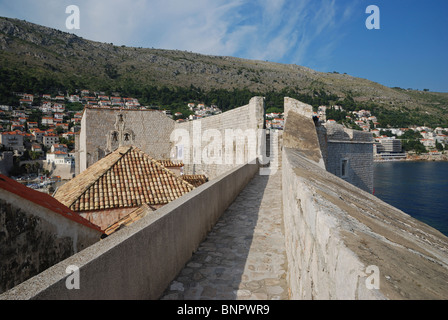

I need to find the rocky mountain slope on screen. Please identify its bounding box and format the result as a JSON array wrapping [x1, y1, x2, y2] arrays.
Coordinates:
[[1, 16, 447, 122]]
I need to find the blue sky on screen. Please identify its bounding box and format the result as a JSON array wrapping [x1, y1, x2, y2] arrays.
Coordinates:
[[1, 0, 447, 92]]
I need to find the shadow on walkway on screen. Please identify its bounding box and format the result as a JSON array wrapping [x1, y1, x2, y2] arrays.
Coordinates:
[[160, 169, 288, 300]]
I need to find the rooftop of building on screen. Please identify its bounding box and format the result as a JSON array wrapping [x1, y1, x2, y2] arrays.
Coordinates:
[[103, 203, 156, 236], [181, 175, 209, 188], [53, 146, 195, 213]]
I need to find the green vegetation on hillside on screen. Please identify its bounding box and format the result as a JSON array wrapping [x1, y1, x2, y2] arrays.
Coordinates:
[[1, 16, 447, 129], [322, 96, 448, 128], [2, 64, 448, 129]]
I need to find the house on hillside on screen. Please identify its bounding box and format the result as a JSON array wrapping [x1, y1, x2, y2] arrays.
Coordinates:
[[19, 99, 32, 107], [43, 133, 59, 148], [41, 117, 54, 126], [31, 144, 43, 153], [46, 151, 74, 165], [0, 131, 25, 154]]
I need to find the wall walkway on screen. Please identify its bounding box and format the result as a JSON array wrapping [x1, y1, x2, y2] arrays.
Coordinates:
[[0, 162, 259, 300], [160, 153, 288, 300]]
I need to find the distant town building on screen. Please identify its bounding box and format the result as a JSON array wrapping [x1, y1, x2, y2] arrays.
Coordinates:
[[379, 137, 402, 153], [31, 129, 46, 143], [46, 151, 74, 165], [41, 117, 54, 126], [420, 138, 436, 148], [50, 144, 68, 153], [0, 105, 12, 111], [69, 95, 80, 103], [43, 133, 59, 148], [0, 131, 25, 153], [31, 144, 43, 153]]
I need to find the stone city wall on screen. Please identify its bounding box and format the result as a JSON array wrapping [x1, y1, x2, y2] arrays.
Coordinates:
[[173, 96, 265, 180], [282, 101, 448, 299], [0, 152, 13, 176], [0, 161, 259, 300], [0, 190, 101, 294]]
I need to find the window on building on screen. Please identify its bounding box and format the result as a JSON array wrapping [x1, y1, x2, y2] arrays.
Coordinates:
[[341, 159, 349, 178], [176, 145, 184, 160]]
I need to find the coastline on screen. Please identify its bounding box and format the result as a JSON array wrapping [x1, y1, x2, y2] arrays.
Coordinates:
[[374, 152, 448, 162]]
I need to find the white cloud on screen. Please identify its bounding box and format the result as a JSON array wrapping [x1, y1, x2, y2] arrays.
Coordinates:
[[0, 0, 358, 67]]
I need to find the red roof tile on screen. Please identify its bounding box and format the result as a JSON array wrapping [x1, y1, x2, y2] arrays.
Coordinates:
[[54, 146, 195, 212]]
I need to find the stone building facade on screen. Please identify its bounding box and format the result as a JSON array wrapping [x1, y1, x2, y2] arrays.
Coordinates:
[[75, 97, 266, 180], [317, 123, 374, 194], [76, 108, 175, 174]]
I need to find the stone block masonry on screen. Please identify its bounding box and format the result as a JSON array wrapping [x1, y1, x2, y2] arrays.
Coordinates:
[[76, 98, 265, 180], [173, 97, 265, 180], [282, 99, 448, 299], [3, 97, 448, 300], [77, 108, 175, 174], [0, 181, 101, 294], [319, 123, 374, 193]]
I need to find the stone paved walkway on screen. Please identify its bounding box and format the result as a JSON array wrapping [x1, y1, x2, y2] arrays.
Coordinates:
[[161, 165, 288, 300]]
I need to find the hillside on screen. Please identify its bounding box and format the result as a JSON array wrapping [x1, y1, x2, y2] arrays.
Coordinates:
[[1, 16, 447, 125]]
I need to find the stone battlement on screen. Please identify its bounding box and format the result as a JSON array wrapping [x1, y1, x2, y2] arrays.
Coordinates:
[[282, 99, 448, 299], [2, 97, 448, 300]]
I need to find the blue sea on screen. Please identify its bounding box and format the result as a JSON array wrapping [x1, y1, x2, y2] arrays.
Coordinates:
[[374, 161, 448, 237]]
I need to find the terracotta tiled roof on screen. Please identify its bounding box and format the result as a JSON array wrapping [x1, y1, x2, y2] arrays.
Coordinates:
[[181, 175, 209, 188], [54, 146, 194, 212], [158, 160, 184, 168]]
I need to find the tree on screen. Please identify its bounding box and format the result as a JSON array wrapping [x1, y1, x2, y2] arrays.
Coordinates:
[[29, 150, 40, 160], [436, 140, 445, 151], [402, 139, 426, 154], [379, 129, 394, 137], [266, 107, 283, 114], [55, 127, 64, 135]]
